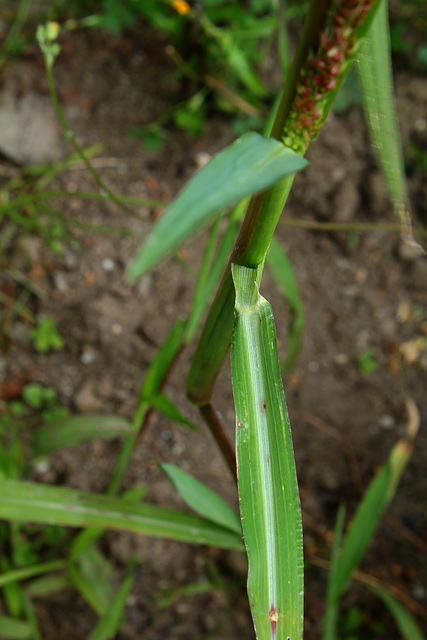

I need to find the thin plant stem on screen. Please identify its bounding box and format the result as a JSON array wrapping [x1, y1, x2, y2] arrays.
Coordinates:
[[42, 51, 140, 220]]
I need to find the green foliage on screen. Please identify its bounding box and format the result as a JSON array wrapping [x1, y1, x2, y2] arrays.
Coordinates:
[[357, 348, 379, 374], [0, 1, 423, 639], [22, 384, 57, 410], [127, 124, 167, 151], [29, 317, 65, 353]]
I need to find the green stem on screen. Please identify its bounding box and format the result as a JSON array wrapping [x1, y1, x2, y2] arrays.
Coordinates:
[[42, 55, 140, 220], [187, 0, 382, 407]]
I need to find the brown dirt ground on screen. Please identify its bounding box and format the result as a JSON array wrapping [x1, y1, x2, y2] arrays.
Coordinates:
[[1, 20, 427, 640]]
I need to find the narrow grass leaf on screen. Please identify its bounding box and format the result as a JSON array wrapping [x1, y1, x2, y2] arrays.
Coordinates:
[[70, 528, 106, 562], [88, 567, 134, 640], [150, 394, 199, 431], [20, 592, 42, 640], [0, 560, 67, 589], [0, 616, 32, 640], [357, 0, 409, 229], [231, 264, 303, 640], [33, 415, 133, 457], [0, 557, 24, 618], [139, 318, 186, 401], [266, 237, 304, 372], [322, 505, 346, 640], [0, 480, 243, 550], [25, 575, 71, 598], [369, 584, 426, 640], [125, 132, 308, 281], [332, 438, 413, 599], [161, 463, 241, 535]]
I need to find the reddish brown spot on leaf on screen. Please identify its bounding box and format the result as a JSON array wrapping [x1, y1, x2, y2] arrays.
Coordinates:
[[269, 605, 278, 640]]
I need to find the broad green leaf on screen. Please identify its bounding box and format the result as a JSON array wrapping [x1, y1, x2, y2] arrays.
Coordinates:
[[358, 0, 408, 228], [0, 616, 32, 639], [125, 132, 308, 281], [161, 463, 241, 535], [231, 264, 303, 640], [0, 480, 243, 550], [369, 584, 426, 640], [150, 394, 199, 431], [332, 437, 413, 599], [266, 237, 304, 372], [33, 415, 133, 457], [88, 567, 134, 640], [70, 545, 113, 615]]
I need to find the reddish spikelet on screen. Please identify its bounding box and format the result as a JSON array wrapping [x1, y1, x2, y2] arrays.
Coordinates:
[[282, 0, 375, 153]]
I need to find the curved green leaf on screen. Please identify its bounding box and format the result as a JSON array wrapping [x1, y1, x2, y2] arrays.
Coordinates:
[[231, 264, 303, 640], [358, 0, 408, 225], [88, 567, 134, 640], [0, 480, 242, 551], [125, 132, 308, 281], [332, 437, 413, 600], [161, 463, 241, 535], [370, 585, 426, 640], [33, 415, 133, 457]]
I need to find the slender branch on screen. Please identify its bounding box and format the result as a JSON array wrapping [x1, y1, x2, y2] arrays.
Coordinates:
[[41, 41, 141, 220]]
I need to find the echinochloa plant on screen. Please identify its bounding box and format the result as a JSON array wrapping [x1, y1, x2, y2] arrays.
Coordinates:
[[283, 0, 377, 153]]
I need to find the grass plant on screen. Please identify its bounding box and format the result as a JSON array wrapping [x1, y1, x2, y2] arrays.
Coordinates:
[[0, 1, 425, 639]]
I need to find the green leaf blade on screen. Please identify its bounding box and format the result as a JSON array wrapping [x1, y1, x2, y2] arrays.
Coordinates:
[[369, 585, 426, 640], [333, 438, 413, 599], [125, 133, 308, 281], [88, 568, 134, 640], [0, 480, 243, 551], [266, 237, 305, 372], [231, 264, 303, 640], [0, 615, 32, 640], [161, 463, 241, 534], [33, 415, 133, 457], [358, 0, 408, 224]]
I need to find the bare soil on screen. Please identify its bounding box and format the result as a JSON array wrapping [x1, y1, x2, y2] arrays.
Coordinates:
[[1, 22, 426, 640]]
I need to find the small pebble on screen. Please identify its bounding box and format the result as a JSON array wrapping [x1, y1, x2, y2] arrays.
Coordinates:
[[412, 583, 427, 601], [101, 258, 115, 272], [334, 353, 349, 366], [308, 360, 320, 372], [80, 349, 96, 365], [378, 413, 396, 430], [53, 272, 69, 293], [111, 323, 123, 335], [34, 460, 50, 475], [195, 151, 212, 169], [74, 381, 102, 412]]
